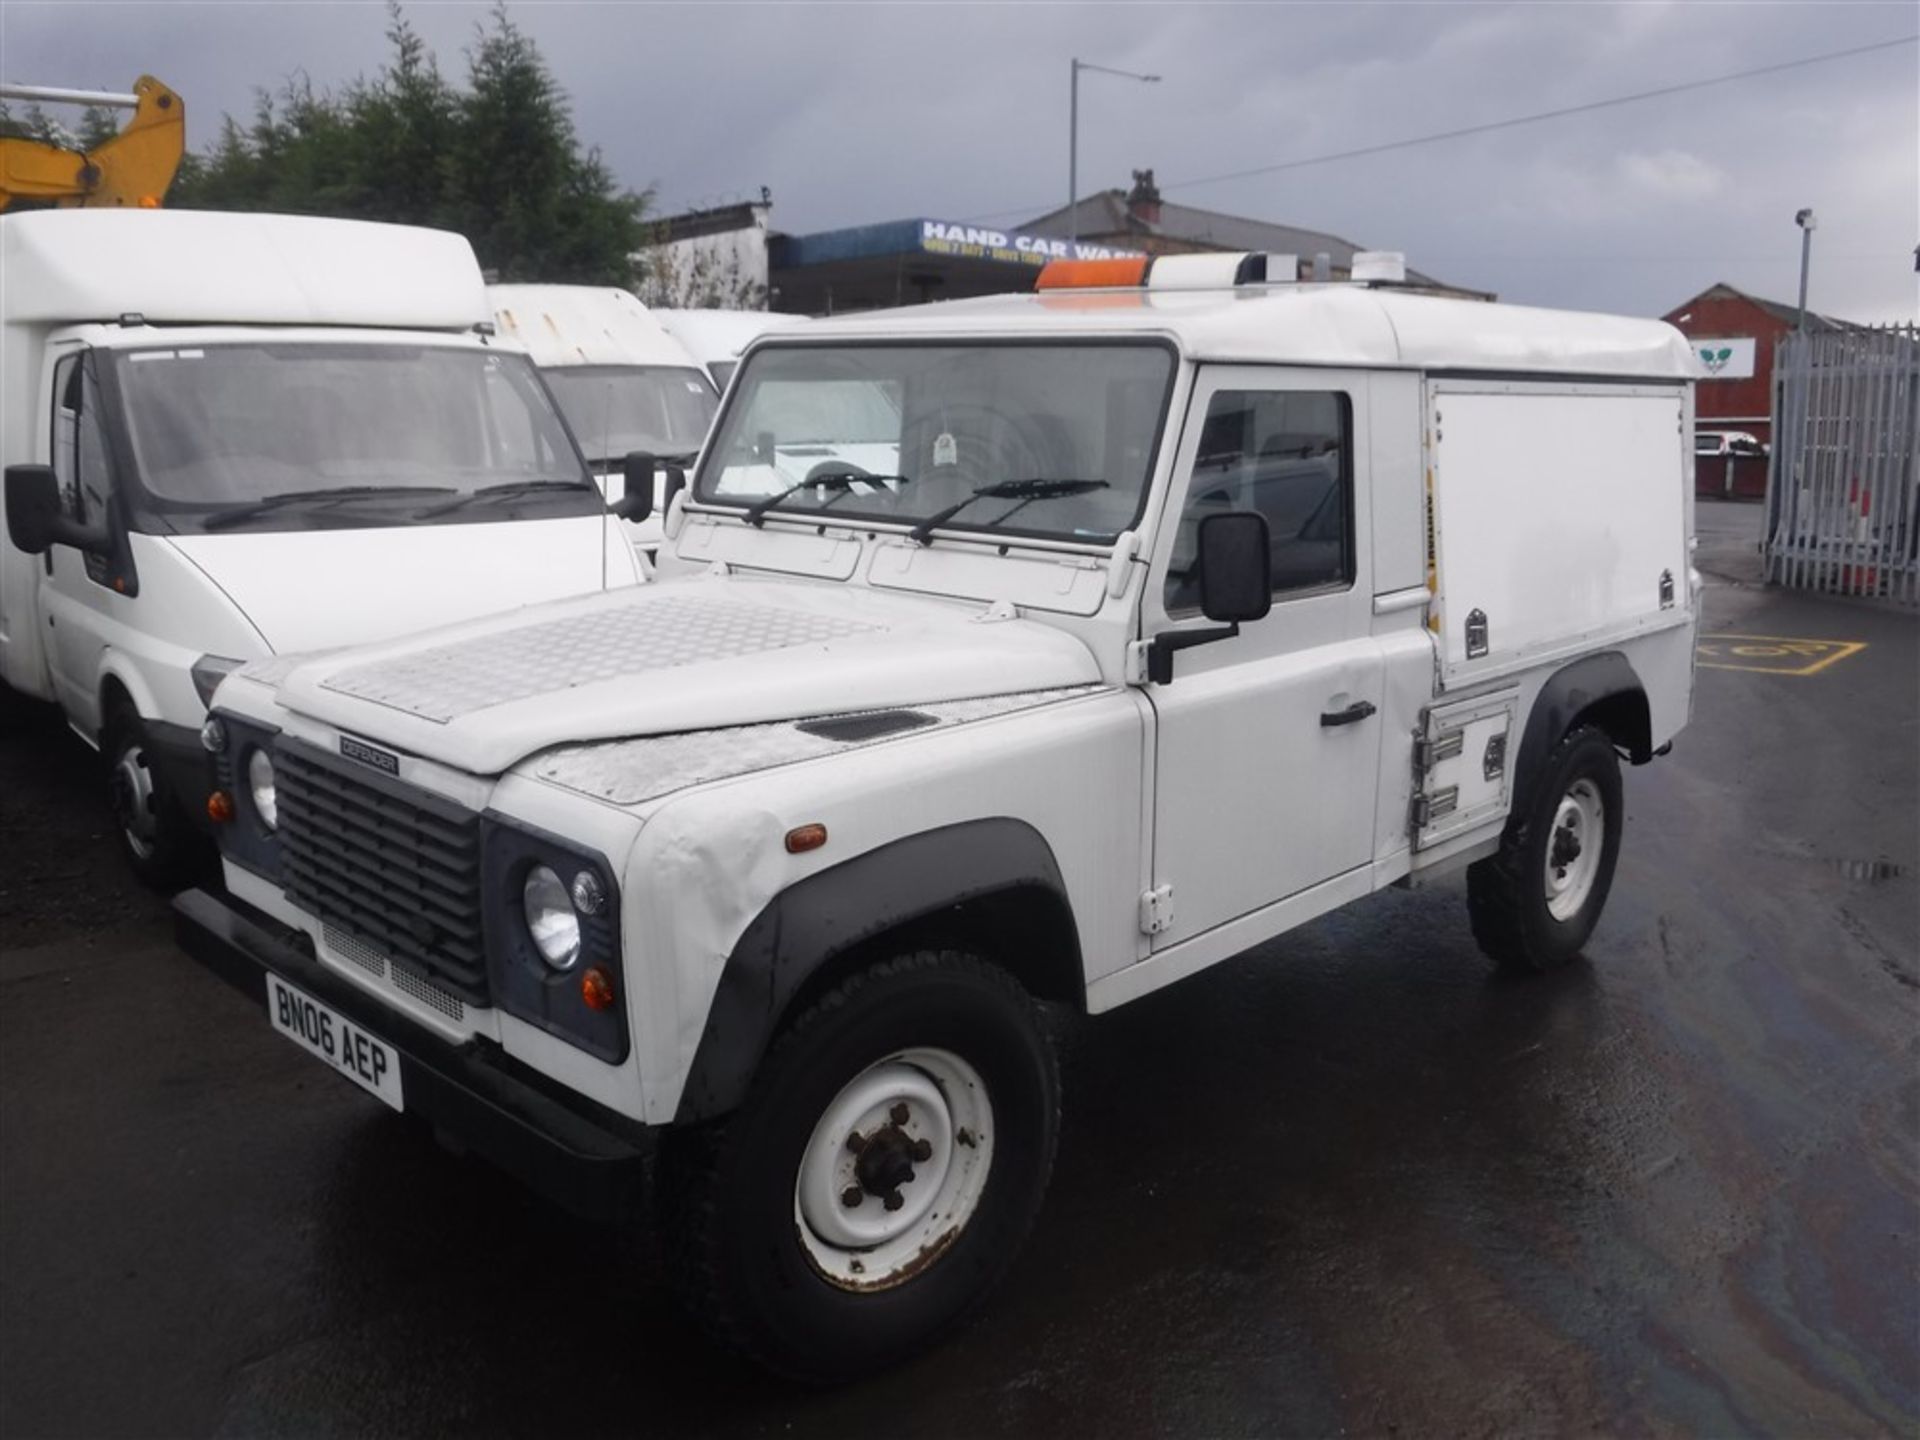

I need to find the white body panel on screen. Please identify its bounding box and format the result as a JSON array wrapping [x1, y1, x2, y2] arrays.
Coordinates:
[[2, 210, 487, 329], [1429, 383, 1689, 687], [489, 285, 699, 370]]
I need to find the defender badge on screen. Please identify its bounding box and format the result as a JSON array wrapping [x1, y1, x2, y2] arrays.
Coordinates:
[[340, 735, 400, 775]]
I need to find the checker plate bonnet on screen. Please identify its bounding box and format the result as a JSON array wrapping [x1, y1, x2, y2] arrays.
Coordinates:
[[266, 577, 1102, 776]]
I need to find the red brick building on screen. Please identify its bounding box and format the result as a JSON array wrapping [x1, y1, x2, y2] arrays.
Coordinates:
[[1663, 282, 1853, 447]]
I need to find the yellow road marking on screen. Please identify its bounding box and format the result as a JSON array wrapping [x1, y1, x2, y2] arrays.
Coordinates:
[[1697, 634, 1868, 676]]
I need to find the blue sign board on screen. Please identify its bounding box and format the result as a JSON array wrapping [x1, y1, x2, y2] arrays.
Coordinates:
[[775, 218, 1144, 272]]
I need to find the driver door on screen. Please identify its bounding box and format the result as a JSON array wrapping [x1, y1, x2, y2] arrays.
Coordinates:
[[42, 349, 125, 735], [1144, 367, 1385, 950]]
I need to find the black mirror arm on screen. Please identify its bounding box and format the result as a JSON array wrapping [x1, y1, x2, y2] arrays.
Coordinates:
[[1146, 622, 1240, 684]]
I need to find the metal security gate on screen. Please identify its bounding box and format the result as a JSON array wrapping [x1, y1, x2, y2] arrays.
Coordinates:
[[1764, 324, 1920, 604]]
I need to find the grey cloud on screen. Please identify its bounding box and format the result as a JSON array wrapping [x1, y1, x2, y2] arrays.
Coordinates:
[[4, 0, 1913, 319]]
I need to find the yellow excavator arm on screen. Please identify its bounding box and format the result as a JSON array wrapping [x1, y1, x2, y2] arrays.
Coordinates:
[[0, 75, 184, 211]]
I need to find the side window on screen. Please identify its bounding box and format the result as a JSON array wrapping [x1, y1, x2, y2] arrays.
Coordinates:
[[49, 353, 115, 525], [1165, 389, 1353, 615]]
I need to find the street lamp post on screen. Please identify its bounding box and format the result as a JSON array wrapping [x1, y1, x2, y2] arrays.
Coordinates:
[[1794, 208, 1817, 332], [1069, 58, 1160, 249]]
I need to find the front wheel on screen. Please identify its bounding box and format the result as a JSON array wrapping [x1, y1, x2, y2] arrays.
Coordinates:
[[660, 949, 1060, 1382], [1468, 724, 1624, 972], [104, 709, 197, 891]]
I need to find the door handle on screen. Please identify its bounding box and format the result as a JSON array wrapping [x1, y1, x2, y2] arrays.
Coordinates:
[[1319, 700, 1377, 728]]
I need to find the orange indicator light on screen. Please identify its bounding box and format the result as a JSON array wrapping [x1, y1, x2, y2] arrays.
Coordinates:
[[580, 966, 616, 1012], [784, 823, 828, 854], [207, 790, 235, 823]]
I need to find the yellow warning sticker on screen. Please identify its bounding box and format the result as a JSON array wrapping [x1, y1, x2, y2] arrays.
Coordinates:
[[1697, 634, 1867, 675]]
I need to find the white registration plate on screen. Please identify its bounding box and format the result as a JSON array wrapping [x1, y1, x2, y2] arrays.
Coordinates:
[[266, 974, 404, 1112]]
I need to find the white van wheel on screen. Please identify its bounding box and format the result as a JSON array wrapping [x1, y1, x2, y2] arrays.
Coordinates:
[[104, 711, 194, 890]]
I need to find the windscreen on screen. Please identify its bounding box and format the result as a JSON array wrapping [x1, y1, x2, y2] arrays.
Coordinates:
[[541, 365, 719, 465], [110, 344, 590, 508], [697, 343, 1175, 543]]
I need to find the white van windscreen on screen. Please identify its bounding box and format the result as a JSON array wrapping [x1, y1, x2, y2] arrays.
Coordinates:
[[541, 365, 719, 467], [109, 344, 598, 528]]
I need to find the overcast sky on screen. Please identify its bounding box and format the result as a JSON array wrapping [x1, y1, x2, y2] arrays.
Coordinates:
[[7, 1, 1916, 320]]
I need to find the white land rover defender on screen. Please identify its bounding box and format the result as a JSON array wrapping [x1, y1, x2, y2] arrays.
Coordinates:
[[178, 252, 1699, 1380]]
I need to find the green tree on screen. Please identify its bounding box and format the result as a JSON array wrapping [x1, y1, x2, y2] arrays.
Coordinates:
[[171, 2, 647, 284]]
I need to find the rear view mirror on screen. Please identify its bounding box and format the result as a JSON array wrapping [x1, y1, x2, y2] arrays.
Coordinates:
[[1197, 511, 1272, 624], [612, 452, 655, 523], [661, 466, 687, 516], [6, 464, 107, 557]]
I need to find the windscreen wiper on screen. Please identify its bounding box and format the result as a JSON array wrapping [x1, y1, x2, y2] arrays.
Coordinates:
[[907, 478, 1109, 547], [201, 484, 454, 532], [413, 479, 595, 519], [740, 472, 914, 528]]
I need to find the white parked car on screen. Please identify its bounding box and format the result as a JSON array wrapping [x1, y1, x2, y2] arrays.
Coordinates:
[[1694, 428, 1767, 457], [1, 210, 638, 885], [180, 254, 1699, 1379], [488, 284, 718, 557]]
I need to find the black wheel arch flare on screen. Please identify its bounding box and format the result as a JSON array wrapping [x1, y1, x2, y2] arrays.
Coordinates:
[[674, 818, 1082, 1123], [1512, 651, 1652, 821]]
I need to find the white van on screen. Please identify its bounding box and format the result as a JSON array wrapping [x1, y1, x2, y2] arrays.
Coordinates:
[[182, 253, 1699, 1378], [1, 210, 640, 884], [488, 285, 717, 556], [650, 307, 805, 391]]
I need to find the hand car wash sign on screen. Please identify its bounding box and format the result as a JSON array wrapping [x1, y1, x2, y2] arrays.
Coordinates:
[[920, 221, 1143, 267]]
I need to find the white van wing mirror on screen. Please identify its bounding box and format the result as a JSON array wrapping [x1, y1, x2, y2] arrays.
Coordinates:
[[6, 464, 110, 558]]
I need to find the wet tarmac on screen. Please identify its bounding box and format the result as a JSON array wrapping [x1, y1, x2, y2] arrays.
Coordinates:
[[2, 541, 1915, 1436]]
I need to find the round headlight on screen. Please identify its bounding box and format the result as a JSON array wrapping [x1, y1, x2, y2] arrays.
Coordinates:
[[522, 864, 582, 970], [247, 748, 278, 831]]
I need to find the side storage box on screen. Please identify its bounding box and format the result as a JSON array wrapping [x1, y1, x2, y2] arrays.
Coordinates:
[[1427, 381, 1689, 690], [1413, 688, 1517, 851]]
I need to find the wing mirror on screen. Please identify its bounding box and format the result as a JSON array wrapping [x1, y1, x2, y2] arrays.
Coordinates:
[[6, 464, 110, 558], [611, 452, 655, 523], [1197, 511, 1273, 624], [1148, 511, 1271, 683]]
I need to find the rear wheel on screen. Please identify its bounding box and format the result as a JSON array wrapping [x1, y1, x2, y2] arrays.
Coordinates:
[[1468, 724, 1623, 973], [661, 949, 1059, 1382], [104, 708, 196, 891]]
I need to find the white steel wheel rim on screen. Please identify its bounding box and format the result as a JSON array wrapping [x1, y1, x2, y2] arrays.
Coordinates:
[[1545, 778, 1605, 922], [794, 1047, 995, 1292], [111, 742, 158, 860]]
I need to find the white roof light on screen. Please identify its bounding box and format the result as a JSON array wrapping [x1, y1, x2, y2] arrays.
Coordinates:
[[1352, 251, 1408, 284]]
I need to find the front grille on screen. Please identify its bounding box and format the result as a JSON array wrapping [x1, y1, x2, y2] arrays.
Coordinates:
[[276, 740, 488, 1005], [323, 924, 467, 1023]]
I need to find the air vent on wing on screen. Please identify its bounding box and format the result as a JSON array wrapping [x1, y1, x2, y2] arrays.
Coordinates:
[[796, 710, 938, 743]]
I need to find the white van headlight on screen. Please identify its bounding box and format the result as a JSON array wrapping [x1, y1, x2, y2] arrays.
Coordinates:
[[522, 864, 582, 970], [246, 748, 278, 831]]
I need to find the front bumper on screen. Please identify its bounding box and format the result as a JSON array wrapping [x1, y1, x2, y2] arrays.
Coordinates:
[[173, 887, 649, 1221]]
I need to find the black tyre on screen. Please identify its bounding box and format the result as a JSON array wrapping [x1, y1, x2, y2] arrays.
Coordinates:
[[660, 949, 1060, 1383], [103, 707, 197, 891], [1468, 724, 1623, 973]]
